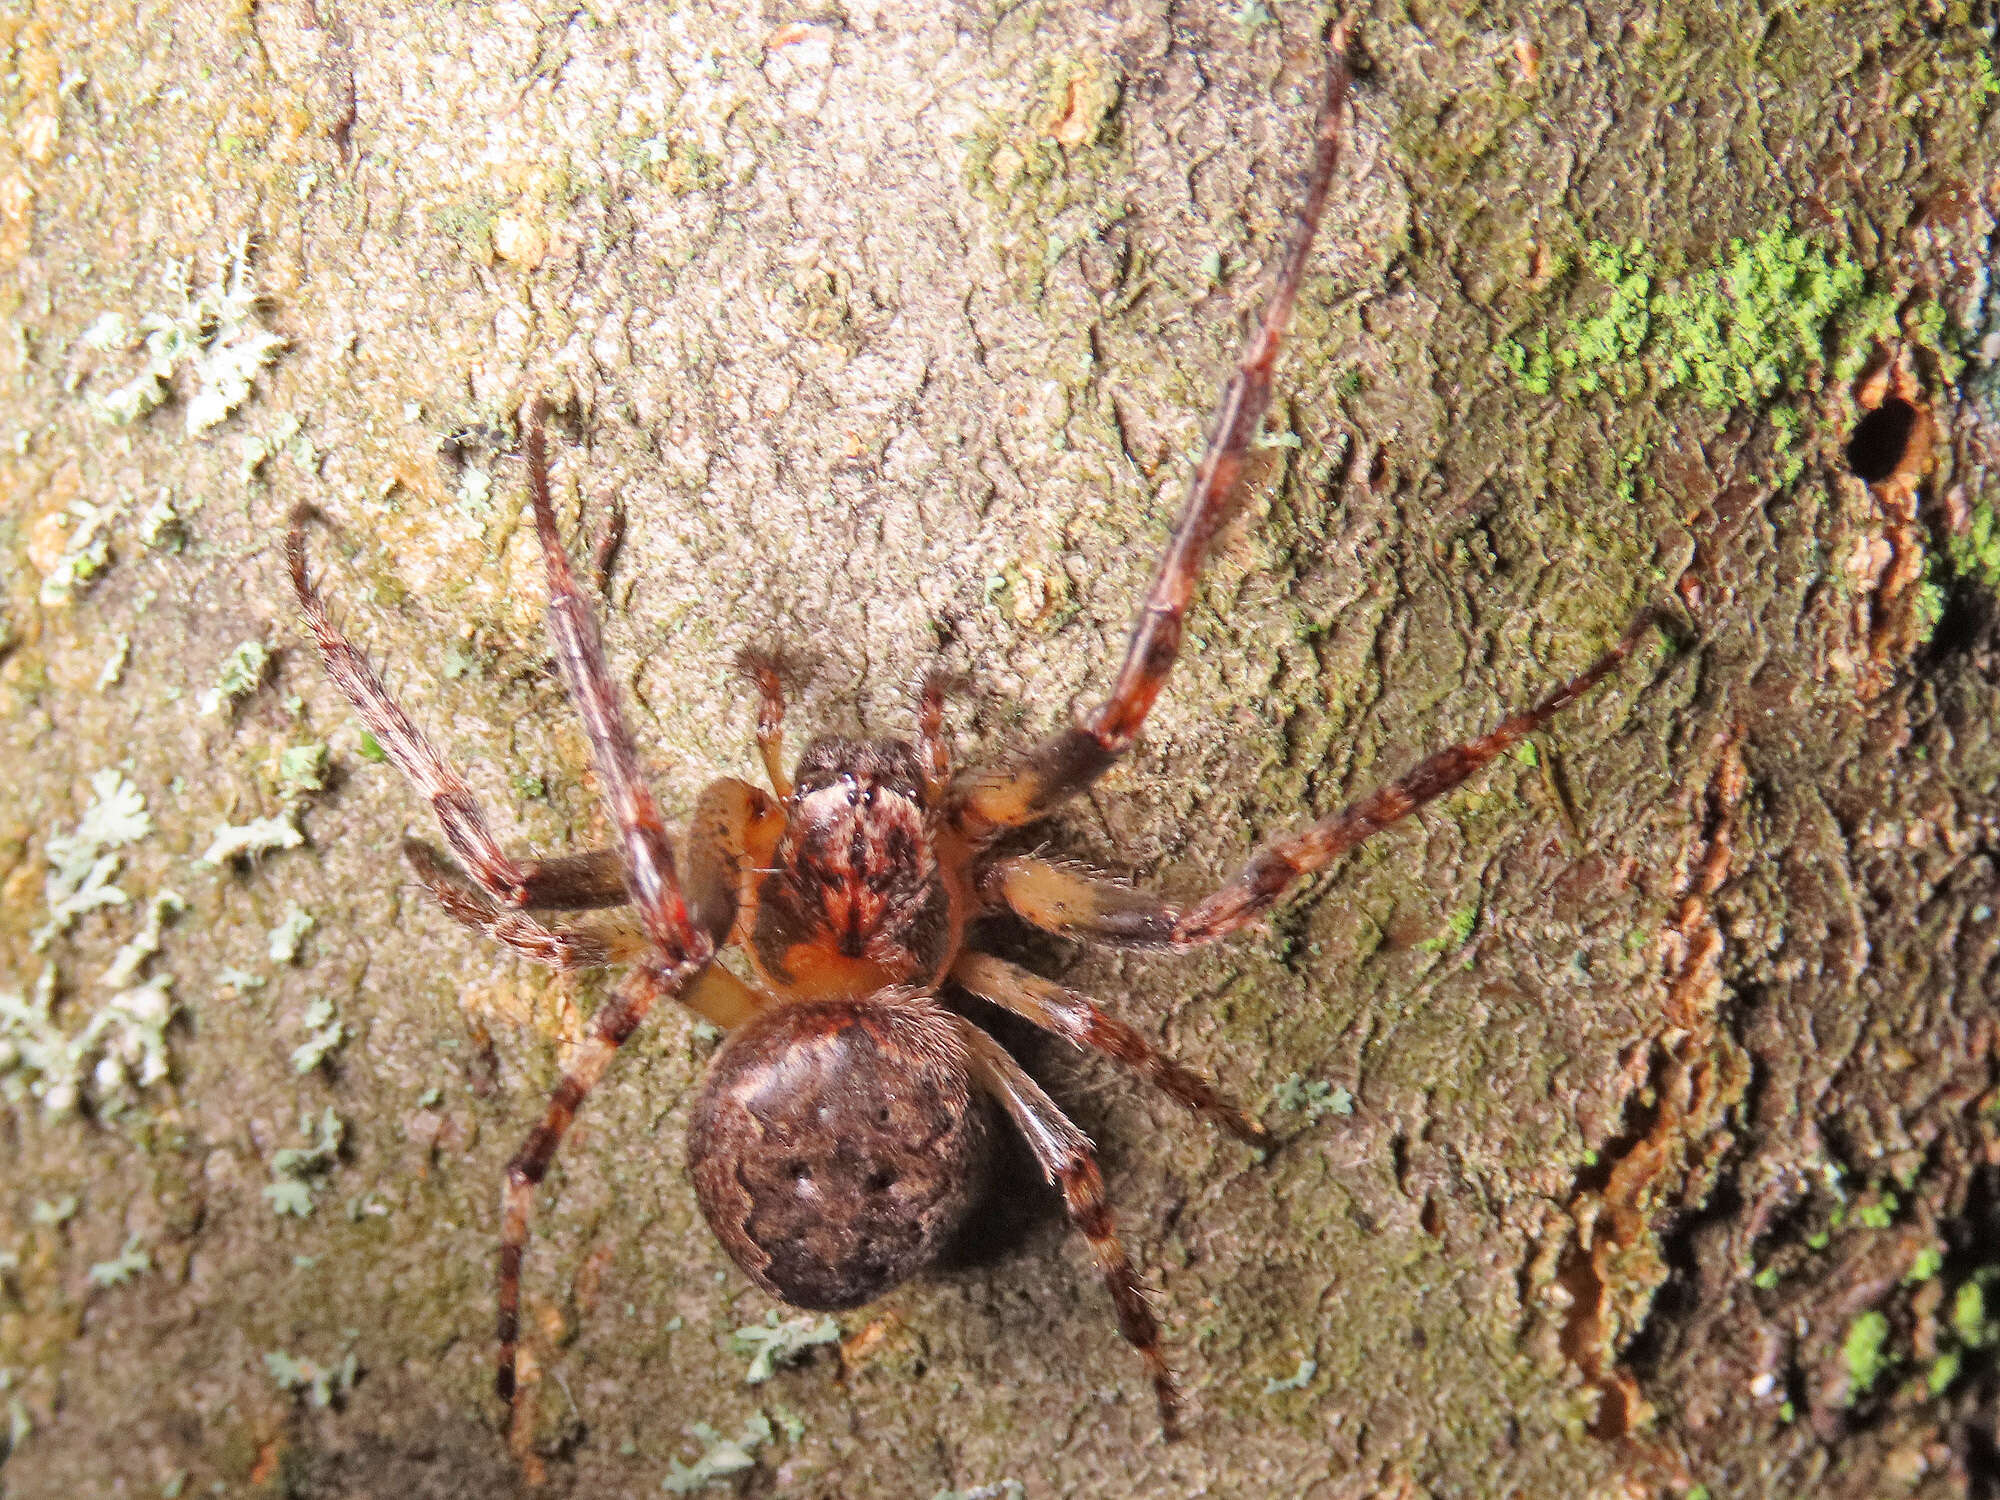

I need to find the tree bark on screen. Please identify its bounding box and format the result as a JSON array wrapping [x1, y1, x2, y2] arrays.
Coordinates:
[[2, 2, 1996, 1496]]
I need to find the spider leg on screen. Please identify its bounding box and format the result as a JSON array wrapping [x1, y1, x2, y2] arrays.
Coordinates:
[[916, 670, 953, 805], [952, 1015, 1182, 1439], [496, 958, 767, 1407], [951, 30, 1352, 841], [1174, 613, 1662, 946], [403, 838, 628, 970], [979, 855, 1178, 947], [734, 649, 792, 799], [288, 515, 558, 908], [523, 410, 711, 970], [952, 951, 1265, 1146]]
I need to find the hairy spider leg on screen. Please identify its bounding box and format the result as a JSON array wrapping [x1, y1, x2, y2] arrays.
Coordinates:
[[494, 413, 730, 1410], [288, 514, 629, 912], [951, 951, 1266, 1146], [523, 412, 710, 967], [1171, 611, 1663, 945], [979, 616, 1662, 950], [734, 649, 793, 799], [916, 670, 953, 805], [953, 1016, 1182, 1439], [978, 855, 1179, 947], [951, 31, 1353, 841], [402, 838, 624, 971]]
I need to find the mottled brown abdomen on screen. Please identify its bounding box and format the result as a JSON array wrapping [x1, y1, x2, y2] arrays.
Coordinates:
[[688, 997, 986, 1310]]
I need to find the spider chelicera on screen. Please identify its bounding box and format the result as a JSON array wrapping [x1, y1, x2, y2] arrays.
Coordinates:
[[287, 26, 1654, 1442]]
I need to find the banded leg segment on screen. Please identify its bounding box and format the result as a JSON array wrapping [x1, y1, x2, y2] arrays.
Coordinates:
[[735, 650, 792, 800], [495, 957, 751, 1405], [288, 514, 538, 907], [1174, 613, 1662, 945], [952, 951, 1266, 1146], [980, 855, 1178, 947], [403, 839, 626, 971], [951, 32, 1353, 841], [953, 1017, 1182, 1440], [525, 413, 710, 971]]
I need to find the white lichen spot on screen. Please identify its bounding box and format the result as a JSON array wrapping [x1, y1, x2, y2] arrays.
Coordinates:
[[268, 901, 316, 964], [263, 1107, 344, 1216], [36, 497, 119, 607], [86, 1236, 152, 1288], [101, 889, 186, 988], [197, 813, 302, 866], [32, 770, 152, 950], [263, 1349, 358, 1407], [731, 1309, 840, 1384], [662, 1414, 774, 1494], [137, 491, 185, 551], [276, 743, 328, 802], [0, 966, 176, 1116], [196, 639, 270, 716], [85, 233, 288, 435], [95, 633, 131, 690], [289, 996, 345, 1075]]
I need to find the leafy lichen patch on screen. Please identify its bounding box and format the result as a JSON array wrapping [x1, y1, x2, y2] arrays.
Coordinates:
[[81, 233, 287, 435]]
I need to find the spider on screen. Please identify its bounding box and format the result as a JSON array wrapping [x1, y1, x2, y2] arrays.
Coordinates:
[[286, 27, 1655, 1442]]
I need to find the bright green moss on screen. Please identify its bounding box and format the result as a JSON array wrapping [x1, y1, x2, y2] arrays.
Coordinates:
[[1840, 1310, 1892, 1400], [1501, 222, 1901, 422]]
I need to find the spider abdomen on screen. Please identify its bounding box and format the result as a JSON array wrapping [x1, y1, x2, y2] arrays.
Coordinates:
[[688, 996, 987, 1310]]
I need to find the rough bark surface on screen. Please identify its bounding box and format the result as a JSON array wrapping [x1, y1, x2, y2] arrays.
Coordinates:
[[2, 2, 1997, 1497]]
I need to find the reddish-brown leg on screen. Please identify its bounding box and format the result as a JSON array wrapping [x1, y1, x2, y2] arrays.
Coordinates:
[[952, 30, 1352, 842], [496, 964, 666, 1406], [952, 951, 1266, 1146], [954, 1016, 1182, 1440], [734, 649, 792, 799], [979, 855, 1178, 947], [523, 411, 710, 970], [916, 670, 952, 806], [495, 413, 718, 1412], [403, 839, 625, 971], [1174, 613, 1662, 945], [287, 516, 635, 914]]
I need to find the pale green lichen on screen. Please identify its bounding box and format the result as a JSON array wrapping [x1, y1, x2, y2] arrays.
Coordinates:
[[263, 1349, 359, 1408], [86, 1236, 152, 1288], [662, 1414, 773, 1493], [36, 497, 119, 607], [1262, 1356, 1317, 1394], [137, 491, 185, 550], [0, 965, 176, 1116], [267, 902, 316, 964], [732, 1309, 840, 1384], [101, 889, 185, 987], [288, 996, 345, 1075], [85, 233, 288, 435], [196, 813, 302, 866], [95, 633, 131, 690], [1270, 1073, 1354, 1122], [196, 639, 270, 716], [930, 1483, 1026, 1500], [263, 1107, 345, 1216], [31, 769, 152, 950], [277, 743, 329, 801]]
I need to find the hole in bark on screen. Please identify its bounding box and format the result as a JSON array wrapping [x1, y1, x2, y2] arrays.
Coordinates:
[[1846, 397, 1918, 483]]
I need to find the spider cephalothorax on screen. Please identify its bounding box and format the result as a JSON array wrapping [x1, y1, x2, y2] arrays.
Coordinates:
[[753, 735, 952, 980], [287, 22, 1661, 1446]]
